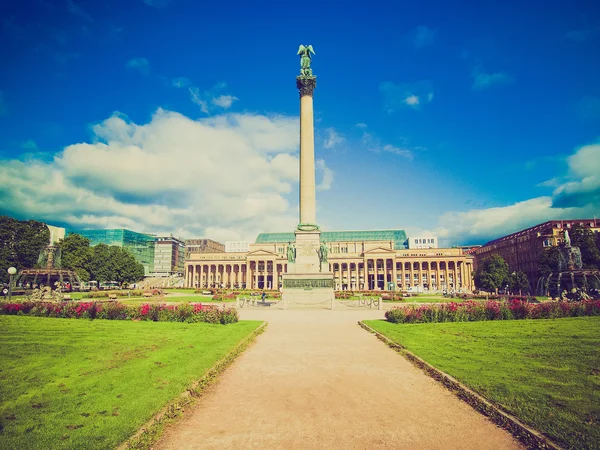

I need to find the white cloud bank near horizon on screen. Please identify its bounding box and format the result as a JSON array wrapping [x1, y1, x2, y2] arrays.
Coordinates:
[[435, 143, 600, 244], [0, 109, 334, 242]]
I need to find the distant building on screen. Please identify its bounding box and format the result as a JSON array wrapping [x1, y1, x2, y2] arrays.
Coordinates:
[[71, 229, 156, 276], [185, 229, 474, 292], [408, 236, 438, 249], [474, 219, 600, 288], [153, 235, 185, 277], [184, 239, 224, 256], [455, 245, 482, 255], [225, 241, 250, 253]]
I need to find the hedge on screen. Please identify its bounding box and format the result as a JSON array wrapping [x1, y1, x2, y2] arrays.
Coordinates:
[[385, 299, 600, 324], [0, 301, 238, 324]]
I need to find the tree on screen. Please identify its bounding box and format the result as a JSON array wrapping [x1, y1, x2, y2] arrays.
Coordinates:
[[89, 244, 112, 283], [474, 254, 509, 293], [58, 234, 92, 281], [509, 270, 530, 294], [570, 224, 600, 268], [0, 216, 50, 284], [539, 246, 561, 275]]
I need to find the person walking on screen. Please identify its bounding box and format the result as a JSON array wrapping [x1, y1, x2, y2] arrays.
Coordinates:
[[261, 290, 266, 303]]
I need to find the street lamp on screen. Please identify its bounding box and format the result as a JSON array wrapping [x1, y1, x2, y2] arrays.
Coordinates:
[[7, 267, 17, 301]]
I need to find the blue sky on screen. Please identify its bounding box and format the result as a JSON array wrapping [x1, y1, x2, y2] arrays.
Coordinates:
[[1, 0, 599, 245]]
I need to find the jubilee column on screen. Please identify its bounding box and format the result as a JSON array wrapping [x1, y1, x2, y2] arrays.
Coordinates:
[[297, 75, 317, 226], [282, 45, 335, 309]]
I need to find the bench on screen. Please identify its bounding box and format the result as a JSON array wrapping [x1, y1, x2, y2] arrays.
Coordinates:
[[63, 294, 72, 301], [143, 292, 153, 298], [109, 293, 118, 300], [201, 290, 212, 295]]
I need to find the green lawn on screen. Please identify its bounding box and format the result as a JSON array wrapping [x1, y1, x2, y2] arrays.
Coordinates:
[[364, 317, 600, 450], [162, 288, 198, 294], [119, 295, 236, 306], [0, 316, 262, 450]]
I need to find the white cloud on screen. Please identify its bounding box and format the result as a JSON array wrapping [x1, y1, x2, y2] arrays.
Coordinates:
[[355, 123, 368, 129], [189, 87, 209, 113], [323, 128, 344, 148], [436, 142, 600, 244], [126, 57, 150, 76], [413, 25, 436, 49], [316, 159, 334, 191], [212, 95, 238, 109], [382, 144, 414, 160], [472, 69, 514, 90], [21, 140, 38, 150], [0, 109, 316, 242], [172, 77, 191, 88], [0, 90, 6, 115], [187, 83, 237, 113], [362, 132, 414, 161], [66, 0, 93, 22], [380, 80, 433, 112], [404, 95, 419, 106]]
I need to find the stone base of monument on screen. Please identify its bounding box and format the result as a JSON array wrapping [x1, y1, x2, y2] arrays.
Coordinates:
[[282, 273, 335, 310]]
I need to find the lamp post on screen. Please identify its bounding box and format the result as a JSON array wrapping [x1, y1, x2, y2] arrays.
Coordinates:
[[7, 267, 17, 301]]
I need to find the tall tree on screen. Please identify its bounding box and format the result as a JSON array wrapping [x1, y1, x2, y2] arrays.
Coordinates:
[[0, 216, 50, 284], [509, 270, 530, 294], [474, 254, 509, 292], [89, 244, 112, 283], [58, 234, 92, 281], [570, 224, 600, 268], [539, 246, 561, 275]]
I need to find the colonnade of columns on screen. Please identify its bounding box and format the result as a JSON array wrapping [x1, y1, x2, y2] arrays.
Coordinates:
[[185, 257, 473, 291], [185, 260, 288, 290], [330, 258, 473, 291]]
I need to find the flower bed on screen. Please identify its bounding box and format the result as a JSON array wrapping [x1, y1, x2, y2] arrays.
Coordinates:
[[0, 301, 238, 324], [385, 299, 600, 324]]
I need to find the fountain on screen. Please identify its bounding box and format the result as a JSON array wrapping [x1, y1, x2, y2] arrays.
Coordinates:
[[536, 230, 600, 298], [14, 230, 81, 292]]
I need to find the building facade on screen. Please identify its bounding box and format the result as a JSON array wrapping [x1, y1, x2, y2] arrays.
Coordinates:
[[153, 236, 185, 277], [225, 241, 250, 253], [184, 239, 224, 256], [71, 229, 156, 275], [185, 230, 474, 291], [408, 236, 438, 249], [474, 219, 600, 288]]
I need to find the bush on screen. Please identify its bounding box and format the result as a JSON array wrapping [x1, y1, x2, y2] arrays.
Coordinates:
[[385, 299, 600, 324], [0, 301, 239, 324]]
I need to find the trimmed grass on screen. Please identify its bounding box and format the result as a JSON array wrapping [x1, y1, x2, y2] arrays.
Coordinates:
[[0, 316, 262, 450], [162, 288, 197, 294], [119, 295, 236, 306], [364, 317, 600, 450]]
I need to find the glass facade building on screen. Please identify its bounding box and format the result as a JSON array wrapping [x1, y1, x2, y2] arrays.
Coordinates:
[[69, 229, 156, 276], [255, 230, 409, 250]]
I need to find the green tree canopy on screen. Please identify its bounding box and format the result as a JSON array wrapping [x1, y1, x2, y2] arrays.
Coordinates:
[[474, 254, 509, 292], [58, 234, 92, 281], [0, 216, 50, 284], [570, 224, 600, 269], [539, 246, 561, 276], [60, 234, 145, 284], [509, 270, 530, 294]]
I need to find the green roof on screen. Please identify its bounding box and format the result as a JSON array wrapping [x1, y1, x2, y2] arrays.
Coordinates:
[[255, 230, 408, 250]]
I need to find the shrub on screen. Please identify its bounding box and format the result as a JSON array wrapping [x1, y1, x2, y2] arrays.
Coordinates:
[[384, 299, 600, 324], [0, 301, 238, 324]]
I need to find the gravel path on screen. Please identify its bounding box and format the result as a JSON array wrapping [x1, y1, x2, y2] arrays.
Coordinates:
[[155, 309, 522, 450]]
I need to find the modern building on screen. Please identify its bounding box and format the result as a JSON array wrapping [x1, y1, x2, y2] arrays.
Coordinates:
[[153, 235, 185, 277], [185, 229, 474, 292], [474, 219, 600, 288], [71, 229, 156, 275], [184, 239, 224, 256], [408, 236, 438, 249], [225, 241, 250, 253]]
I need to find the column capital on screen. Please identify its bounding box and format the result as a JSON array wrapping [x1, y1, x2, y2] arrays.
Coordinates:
[[296, 76, 317, 98]]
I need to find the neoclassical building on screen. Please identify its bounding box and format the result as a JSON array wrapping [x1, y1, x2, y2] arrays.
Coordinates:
[[185, 230, 474, 292]]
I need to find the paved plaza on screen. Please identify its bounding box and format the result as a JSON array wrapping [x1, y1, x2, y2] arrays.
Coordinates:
[[155, 309, 521, 449]]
